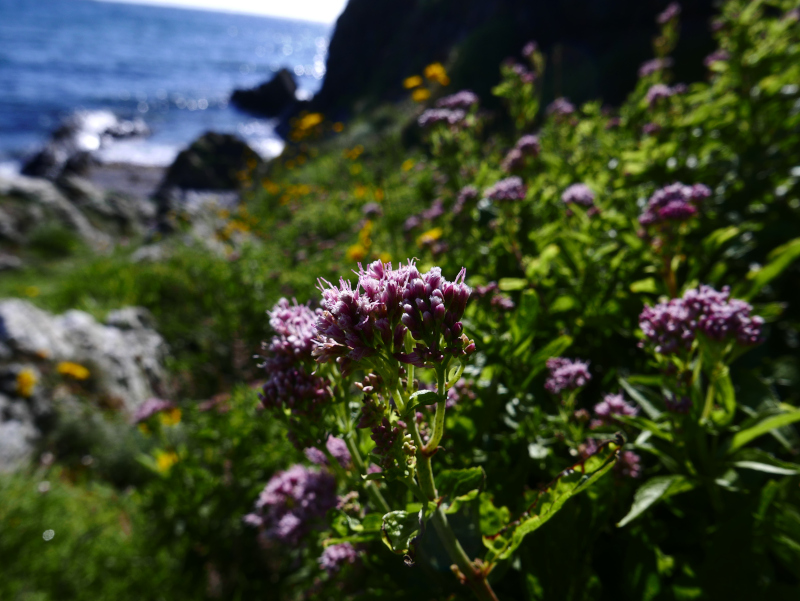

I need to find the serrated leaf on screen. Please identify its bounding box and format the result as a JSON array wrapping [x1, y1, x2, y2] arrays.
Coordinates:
[[483, 440, 618, 561], [617, 475, 694, 528], [479, 493, 510, 536], [380, 511, 420, 555]]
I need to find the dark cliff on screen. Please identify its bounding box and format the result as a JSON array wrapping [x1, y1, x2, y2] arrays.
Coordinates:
[[312, 0, 717, 114]]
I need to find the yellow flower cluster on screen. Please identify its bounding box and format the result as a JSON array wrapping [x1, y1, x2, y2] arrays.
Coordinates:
[[155, 449, 179, 473], [424, 62, 450, 86], [289, 112, 325, 141], [401, 159, 416, 172], [57, 361, 90, 380], [16, 368, 37, 398], [343, 145, 364, 160], [158, 407, 182, 427], [403, 75, 423, 89], [417, 227, 443, 247], [347, 219, 374, 261], [412, 88, 431, 102]]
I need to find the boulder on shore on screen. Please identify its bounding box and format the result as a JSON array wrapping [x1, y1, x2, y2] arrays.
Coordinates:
[[156, 132, 262, 194], [230, 68, 298, 117]]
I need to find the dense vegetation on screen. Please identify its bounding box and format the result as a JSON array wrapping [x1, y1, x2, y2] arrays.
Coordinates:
[[2, 1, 800, 599]]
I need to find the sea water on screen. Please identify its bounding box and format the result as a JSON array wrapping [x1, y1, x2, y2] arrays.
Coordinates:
[[0, 0, 331, 168]]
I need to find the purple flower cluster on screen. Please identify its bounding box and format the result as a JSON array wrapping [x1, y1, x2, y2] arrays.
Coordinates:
[[420, 198, 445, 220], [314, 261, 474, 371], [546, 97, 575, 117], [362, 202, 382, 219], [704, 49, 730, 67], [642, 122, 662, 136], [318, 542, 359, 573], [502, 135, 540, 172], [592, 393, 638, 428], [485, 176, 527, 202], [436, 90, 479, 110], [452, 185, 479, 215], [545, 358, 592, 395], [522, 41, 538, 58], [657, 2, 681, 24], [639, 182, 711, 227], [397, 266, 474, 367], [509, 62, 536, 84], [260, 299, 330, 415], [304, 435, 352, 468], [133, 397, 175, 424], [244, 464, 337, 545], [640, 285, 764, 354], [418, 108, 465, 128], [638, 57, 674, 78], [561, 183, 595, 207], [645, 83, 688, 107]]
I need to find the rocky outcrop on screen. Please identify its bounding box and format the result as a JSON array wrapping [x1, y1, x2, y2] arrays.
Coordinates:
[[313, 0, 716, 113], [0, 300, 168, 471], [231, 68, 299, 117], [22, 110, 149, 181], [0, 174, 112, 250]]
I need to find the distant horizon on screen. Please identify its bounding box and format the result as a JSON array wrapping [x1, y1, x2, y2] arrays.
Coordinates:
[[95, 0, 349, 24]]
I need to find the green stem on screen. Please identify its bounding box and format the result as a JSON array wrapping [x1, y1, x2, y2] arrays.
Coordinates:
[[431, 506, 499, 601], [700, 362, 722, 423], [407, 417, 437, 500], [424, 364, 449, 454], [343, 434, 391, 514]]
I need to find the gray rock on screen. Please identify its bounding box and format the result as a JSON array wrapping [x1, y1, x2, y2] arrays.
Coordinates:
[[0, 253, 22, 272], [0, 174, 111, 250], [0, 299, 167, 414]]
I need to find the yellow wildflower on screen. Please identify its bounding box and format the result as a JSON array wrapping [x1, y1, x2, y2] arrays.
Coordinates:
[[354, 185, 367, 199], [25, 286, 40, 298], [262, 179, 280, 194], [417, 227, 443, 246], [297, 112, 324, 130], [158, 407, 182, 427], [412, 88, 431, 102], [401, 159, 415, 172], [57, 362, 90, 381], [379, 252, 392, 263], [332, 122, 344, 132], [374, 188, 385, 201], [16, 368, 37, 398], [424, 62, 450, 86], [154, 450, 179, 473], [403, 75, 423, 89], [359, 220, 373, 247], [346, 244, 368, 262]]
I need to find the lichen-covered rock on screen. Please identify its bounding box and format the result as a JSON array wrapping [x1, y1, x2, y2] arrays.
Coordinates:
[[0, 300, 168, 471]]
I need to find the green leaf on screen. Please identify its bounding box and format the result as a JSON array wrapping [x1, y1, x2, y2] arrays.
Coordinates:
[[550, 295, 577, 313], [361, 513, 384, 532], [404, 389, 441, 413], [727, 410, 800, 454], [380, 511, 420, 555], [615, 415, 672, 442], [630, 278, 659, 294], [498, 277, 528, 291], [710, 370, 736, 428], [437, 467, 486, 501], [702, 226, 740, 254], [483, 439, 618, 561], [732, 461, 800, 476], [619, 378, 662, 419], [479, 493, 510, 537], [617, 475, 694, 528], [741, 237, 800, 301]]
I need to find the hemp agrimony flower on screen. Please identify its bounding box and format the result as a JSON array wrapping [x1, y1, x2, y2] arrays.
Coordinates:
[[485, 176, 526, 202], [561, 183, 595, 207], [639, 182, 710, 227], [318, 542, 359, 573], [545, 358, 591, 395], [435, 90, 479, 110]]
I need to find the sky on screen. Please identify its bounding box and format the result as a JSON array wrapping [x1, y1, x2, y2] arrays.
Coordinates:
[[97, 0, 350, 24]]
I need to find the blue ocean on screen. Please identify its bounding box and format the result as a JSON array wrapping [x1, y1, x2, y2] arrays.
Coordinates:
[[0, 0, 331, 169]]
